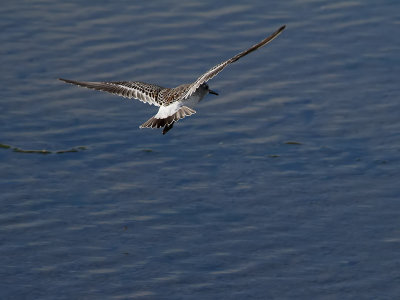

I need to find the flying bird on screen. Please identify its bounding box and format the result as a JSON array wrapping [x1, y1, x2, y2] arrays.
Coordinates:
[[59, 25, 285, 134]]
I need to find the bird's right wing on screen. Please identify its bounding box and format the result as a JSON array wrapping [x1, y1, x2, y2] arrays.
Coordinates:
[[180, 25, 286, 100], [59, 78, 164, 106]]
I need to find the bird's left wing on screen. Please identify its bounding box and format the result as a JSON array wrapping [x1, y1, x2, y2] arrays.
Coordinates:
[[180, 25, 286, 100], [59, 78, 164, 106]]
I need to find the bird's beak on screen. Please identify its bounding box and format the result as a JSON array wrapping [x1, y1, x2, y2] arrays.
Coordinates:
[[209, 89, 219, 95]]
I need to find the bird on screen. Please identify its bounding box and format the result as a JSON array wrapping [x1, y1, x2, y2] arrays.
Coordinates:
[[59, 25, 285, 135]]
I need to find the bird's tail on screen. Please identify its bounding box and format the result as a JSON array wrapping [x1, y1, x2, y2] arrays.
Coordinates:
[[140, 106, 196, 134]]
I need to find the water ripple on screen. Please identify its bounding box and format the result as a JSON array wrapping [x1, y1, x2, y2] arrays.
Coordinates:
[[1, 0, 400, 299]]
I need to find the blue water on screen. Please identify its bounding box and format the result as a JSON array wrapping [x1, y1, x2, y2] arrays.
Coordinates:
[[1, 1, 400, 299]]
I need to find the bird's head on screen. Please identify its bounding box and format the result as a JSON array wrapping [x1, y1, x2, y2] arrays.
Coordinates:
[[201, 83, 218, 96]]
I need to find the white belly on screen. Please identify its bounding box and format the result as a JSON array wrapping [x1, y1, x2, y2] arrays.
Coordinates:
[[155, 93, 205, 119]]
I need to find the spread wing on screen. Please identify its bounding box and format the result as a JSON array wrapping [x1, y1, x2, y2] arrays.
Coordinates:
[[59, 78, 164, 106], [181, 25, 286, 100]]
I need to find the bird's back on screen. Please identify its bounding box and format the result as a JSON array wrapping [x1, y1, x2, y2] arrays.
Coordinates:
[[158, 84, 191, 106]]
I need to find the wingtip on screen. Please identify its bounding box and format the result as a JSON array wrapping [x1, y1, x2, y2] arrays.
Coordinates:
[[59, 78, 79, 85]]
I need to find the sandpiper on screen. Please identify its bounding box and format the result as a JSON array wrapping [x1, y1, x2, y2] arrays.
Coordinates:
[[60, 25, 285, 134]]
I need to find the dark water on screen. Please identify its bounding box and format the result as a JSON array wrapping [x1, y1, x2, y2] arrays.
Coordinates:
[[1, 0, 400, 299]]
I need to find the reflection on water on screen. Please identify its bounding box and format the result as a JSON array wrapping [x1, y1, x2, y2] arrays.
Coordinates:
[[1, 143, 87, 154], [1, 0, 400, 299]]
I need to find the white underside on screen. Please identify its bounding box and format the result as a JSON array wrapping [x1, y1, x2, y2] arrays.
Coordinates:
[[154, 102, 181, 119], [154, 93, 204, 119]]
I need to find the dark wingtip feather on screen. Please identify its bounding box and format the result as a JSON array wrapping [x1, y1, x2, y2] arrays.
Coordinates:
[[59, 78, 80, 85]]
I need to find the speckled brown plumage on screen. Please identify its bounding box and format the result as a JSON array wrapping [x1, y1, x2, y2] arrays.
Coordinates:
[[59, 25, 286, 134]]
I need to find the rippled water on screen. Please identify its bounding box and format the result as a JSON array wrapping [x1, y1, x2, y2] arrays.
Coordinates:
[[1, 0, 400, 299]]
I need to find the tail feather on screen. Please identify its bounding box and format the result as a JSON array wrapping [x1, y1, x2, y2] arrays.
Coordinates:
[[140, 106, 196, 133]]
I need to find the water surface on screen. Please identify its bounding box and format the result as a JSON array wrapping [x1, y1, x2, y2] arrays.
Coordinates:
[[1, 0, 400, 299]]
